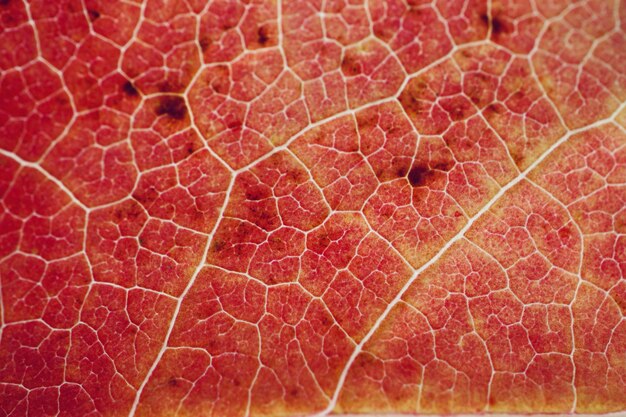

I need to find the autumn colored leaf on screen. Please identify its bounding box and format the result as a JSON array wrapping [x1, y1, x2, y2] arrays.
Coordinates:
[[1, 0, 626, 416]]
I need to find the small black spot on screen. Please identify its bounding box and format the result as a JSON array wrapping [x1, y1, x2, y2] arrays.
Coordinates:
[[87, 9, 100, 21], [257, 26, 270, 45], [407, 166, 430, 187], [155, 96, 187, 120], [122, 80, 139, 96], [0, 0, 11, 6], [168, 378, 179, 387]]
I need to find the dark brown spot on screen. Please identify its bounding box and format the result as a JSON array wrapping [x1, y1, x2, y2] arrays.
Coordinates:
[[407, 162, 452, 187], [491, 15, 512, 37], [122, 80, 139, 97], [156, 96, 187, 120], [257, 26, 270, 45], [0, 0, 10, 6], [290, 388, 299, 397], [491, 17, 503, 35], [87, 9, 100, 21], [168, 378, 179, 387], [341, 54, 362, 77], [199, 37, 210, 52], [407, 165, 431, 187]]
